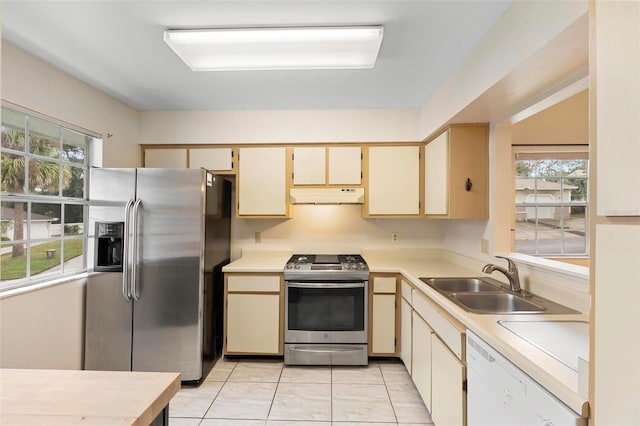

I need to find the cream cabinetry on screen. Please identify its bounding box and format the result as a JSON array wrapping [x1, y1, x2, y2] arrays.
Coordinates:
[[292, 146, 362, 186], [328, 146, 362, 185], [224, 274, 282, 355], [292, 147, 325, 185], [400, 280, 413, 373], [188, 147, 235, 173], [424, 124, 489, 219], [595, 2, 640, 216], [143, 148, 187, 168], [403, 286, 466, 425], [237, 147, 290, 217], [369, 275, 398, 356], [412, 310, 434, 411], [431, 335, 465, 426], [366, 145, 421, 216]]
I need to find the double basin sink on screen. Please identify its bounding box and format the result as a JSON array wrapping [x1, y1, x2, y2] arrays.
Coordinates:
[[419, 277, 579, 314]]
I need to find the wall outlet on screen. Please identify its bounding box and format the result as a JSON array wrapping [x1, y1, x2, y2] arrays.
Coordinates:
[[255, 232, 262, 243], [481, 238, 489, 254], [392, 232, 399, 243]]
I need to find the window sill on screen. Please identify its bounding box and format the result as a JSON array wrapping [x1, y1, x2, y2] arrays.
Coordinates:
[[508, 252, 589, 281], [0, 272, 88, 300]]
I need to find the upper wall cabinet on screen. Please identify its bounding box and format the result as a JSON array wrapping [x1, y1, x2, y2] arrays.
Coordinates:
[[143, 148, 187, 168], [424, 124, 489, 219], [366, 145, 421, 217], [328, 146, 362, 185], [237, 147, 290, 217], [292, 146, 362, 186], [595, 1, 640, 216], [189, 147, 235, 174], [292, 147, 326, 185]]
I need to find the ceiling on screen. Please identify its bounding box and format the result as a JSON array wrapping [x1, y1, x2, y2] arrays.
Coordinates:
[[2, 1, 513, 111]]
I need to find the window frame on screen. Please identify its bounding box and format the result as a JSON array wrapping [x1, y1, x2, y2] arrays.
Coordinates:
[[1, 104, 98, 291], [512, 145, 589, 258]]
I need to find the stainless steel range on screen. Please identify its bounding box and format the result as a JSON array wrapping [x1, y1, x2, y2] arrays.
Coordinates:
[[284, 254, 369, 365]]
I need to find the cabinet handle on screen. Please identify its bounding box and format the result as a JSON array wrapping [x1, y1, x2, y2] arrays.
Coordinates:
[[465, 178, 472, 192]]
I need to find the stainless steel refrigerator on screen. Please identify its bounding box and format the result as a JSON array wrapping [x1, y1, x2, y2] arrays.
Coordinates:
[[84, 168, 231, 383]]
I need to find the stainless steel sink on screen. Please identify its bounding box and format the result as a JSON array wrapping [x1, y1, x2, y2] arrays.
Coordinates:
[[450, 293, 546, 313], [419, 277, 579, 315], [419, 277, 499, 293]]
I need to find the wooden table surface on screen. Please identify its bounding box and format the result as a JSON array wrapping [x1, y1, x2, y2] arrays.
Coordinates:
[[0, 369, 181, 425]]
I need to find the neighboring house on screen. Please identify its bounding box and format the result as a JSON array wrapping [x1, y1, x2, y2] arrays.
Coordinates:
[[0, 207, 59, 240], [515, 178, 578, 221]]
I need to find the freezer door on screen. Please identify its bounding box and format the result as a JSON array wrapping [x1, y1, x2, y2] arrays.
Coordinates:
[[84, 272, 133, 371], [132, 168, 205, 381], [85, 168, 136, 371], [87, 168, 137, 273]]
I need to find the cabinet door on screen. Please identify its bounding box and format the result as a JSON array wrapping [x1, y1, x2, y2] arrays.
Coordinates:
[[144, 148, 187, 168], [371, 293, 396, 354], [226, 293, 280, 354], [400, 297, 412, 374], [189, 148, 234, 172], [368, 146, 420, 215], [328, 146, 362, 185], [411, 311, 433, 411], [431, 335, 465, 426], [424, 131, 448, 215], [293, 147, 326, 185], [596, 1, 640, 216], [238, 147, 288, 216]]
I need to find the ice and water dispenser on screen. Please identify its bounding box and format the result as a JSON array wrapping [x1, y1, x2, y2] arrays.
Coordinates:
[[94, 222, 124, 272]]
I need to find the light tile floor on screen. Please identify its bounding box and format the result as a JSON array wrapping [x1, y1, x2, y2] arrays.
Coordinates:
[[169, 358, 434, 426]]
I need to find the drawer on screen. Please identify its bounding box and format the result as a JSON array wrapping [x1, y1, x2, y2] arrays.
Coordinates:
[[373, 276, 397, 293], [227, 275, 281, 292], [412, 290, 465, 359]]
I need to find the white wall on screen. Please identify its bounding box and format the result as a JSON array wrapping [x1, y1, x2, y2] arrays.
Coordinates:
[[140, 108, 421, 144], [0, 278, 86, 369], [419, 0, 588, 139], [231, 204, 443, 260], [1, 41, 140, 168], [1, 42, 140, 370]]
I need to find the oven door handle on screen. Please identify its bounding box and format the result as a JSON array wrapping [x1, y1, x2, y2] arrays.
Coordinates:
[[286, 282, 365, 289], [288, 346, 365, 354]]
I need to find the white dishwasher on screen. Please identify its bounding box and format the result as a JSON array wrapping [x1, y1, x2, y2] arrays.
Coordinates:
[[466, 330, 586, 426]]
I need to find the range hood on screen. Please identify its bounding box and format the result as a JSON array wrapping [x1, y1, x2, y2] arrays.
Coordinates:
[[290, 187, 365, 204]]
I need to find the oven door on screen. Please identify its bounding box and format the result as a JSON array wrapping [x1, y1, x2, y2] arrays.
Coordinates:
[[285, 281, 367, 344]]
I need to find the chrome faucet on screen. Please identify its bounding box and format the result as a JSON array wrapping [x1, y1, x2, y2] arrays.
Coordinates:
[[482, 256, 522, 293]]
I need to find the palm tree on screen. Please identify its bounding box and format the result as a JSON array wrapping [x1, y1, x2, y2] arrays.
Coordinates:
[[1, 128, 70, 258]]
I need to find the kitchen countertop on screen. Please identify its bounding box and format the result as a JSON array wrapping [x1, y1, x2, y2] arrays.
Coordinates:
[[223, 248, 589, 417], [0, 369, 180, 425], [223, 248, 292, 273]]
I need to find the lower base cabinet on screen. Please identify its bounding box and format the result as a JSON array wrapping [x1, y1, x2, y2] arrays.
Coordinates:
[[431, 335, 465, 426], [402, 284, 466, 426], [412, 311, 433, 411], [400, 297, 413, 373], [226, 293, 280, 354], [370, 275, 398, 356], [224, 274, 283, 355]]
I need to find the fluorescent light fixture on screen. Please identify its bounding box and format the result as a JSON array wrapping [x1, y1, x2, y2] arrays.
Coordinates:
[[163, 26, 384, 71]]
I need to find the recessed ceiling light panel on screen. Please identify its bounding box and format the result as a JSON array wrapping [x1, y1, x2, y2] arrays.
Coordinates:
[[163, 26, 384, 71]]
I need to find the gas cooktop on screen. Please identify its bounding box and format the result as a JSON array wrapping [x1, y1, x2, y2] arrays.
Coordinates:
[[284, 254, 369, 280]]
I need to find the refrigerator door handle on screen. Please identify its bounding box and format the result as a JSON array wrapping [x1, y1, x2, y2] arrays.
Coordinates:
[[122, 199, 135, 301], [131, 198, 143, 302]]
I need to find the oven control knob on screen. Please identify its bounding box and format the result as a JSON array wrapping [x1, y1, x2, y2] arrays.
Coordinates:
[[294, 264, 300, 269]]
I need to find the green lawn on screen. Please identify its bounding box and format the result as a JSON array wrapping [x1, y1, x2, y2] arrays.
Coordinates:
[[1, 239, 83, 280]]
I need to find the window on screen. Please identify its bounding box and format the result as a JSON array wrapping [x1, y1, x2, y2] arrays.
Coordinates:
[[513, 147, 589, 257], [1, 105, 97, 290]]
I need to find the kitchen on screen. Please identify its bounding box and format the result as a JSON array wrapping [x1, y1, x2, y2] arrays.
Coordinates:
[[1, 1, 638, 426]]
